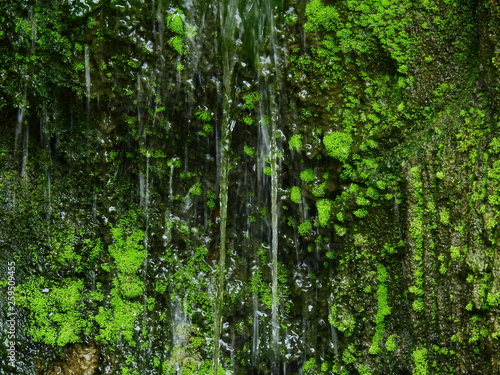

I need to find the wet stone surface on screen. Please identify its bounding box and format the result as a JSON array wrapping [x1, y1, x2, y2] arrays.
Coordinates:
[[39, 344, 99, 375]]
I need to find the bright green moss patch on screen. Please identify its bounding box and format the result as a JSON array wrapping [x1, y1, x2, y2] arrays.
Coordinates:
[[115, 274, 145, 298], [289, 134, 303, 150], [316, 199, 333, 227], [413, 347, 429, 375], [195, 109, 212, 122], [17, 277, 89, 346], [369, 264, 391, 354], [243, 92, 261, 110], [300, 168, 315, 183], [244, 145, 254, 157], [304, 0, 340, 33], [290, 186, 302, 204], [323, 132, 353, 162], [95, 288, 143, 345], [385, 335, 398, 352], [329, 304, 356, 336], [167, 10, 185, 35], [108, 226, 146, 274], [170, 35, 185, 55], [190, 182, 203, 196], [298, 219, 313, 236]]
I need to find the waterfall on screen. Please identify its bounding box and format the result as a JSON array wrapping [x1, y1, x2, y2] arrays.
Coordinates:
[[1, 1, 341, 374]]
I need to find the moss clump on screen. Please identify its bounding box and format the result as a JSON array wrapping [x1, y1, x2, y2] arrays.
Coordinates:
[[323, 132, 353, 162], [413, 348, 429, 375], [243, 145, 254, 157], [385, 335, 398, 352], [108, 226, 146, 274], [298, 219, 313, 236], [195, 109, 212, 122], [167, 11, 185, 36], [290, 186, 301, 204], [95, 288, 143, 345], [304, 0, 340, 33], [16, 277, 89, 346], [190, 182, 203, 196], [316, 199, 333, 227], [243, 92, 261, 110], [289, 134, 303, 150], [300, 168, 315, 183], [170, 35, 185, 55], [369, 264, 391, 354]]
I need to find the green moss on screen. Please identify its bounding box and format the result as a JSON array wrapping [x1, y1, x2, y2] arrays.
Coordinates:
[[316, 199, 333, 227], [95, 288, 143, 345], [323, 132, 353, 162], [385, 335, 398, 352], [369, 264, 391, 354], [302, 358, 318, 375], [439, 208, 450, 224], [115, 274, 145, 299], [289, 134, 303, 150], [342, 343, 358, 365], [298, 219, 313, 236], [300, 168, 315, 183], [190, 182, 202, 196], [329, 304, 356, 336], [242, 92, 260, 110], [450, 245, 462, 261], [167, 11, 185, 35], [108, 225, 146, 274], [170, 36, 184, 54], [304, 0, 340, 33], [290, 186, 302, 204], [357, 364, 372, 375], [207, 190, 216, 210], [195, 109, 212, 122], [243, 145, 254, 157], [413, 348, 429, 375], [311, 181, 327, 197], [353, 208, 368, 218], [16, 277, 89, 346]]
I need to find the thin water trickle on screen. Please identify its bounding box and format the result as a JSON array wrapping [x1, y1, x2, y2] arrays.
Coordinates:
[[252, 292, 260, 365], [21, 125, 29, 179], [84, 45, 91, 112], [255, 1, 284, 366], [15, 108, 24, 147], [41, 105, 52, 219], [213, 0, 241, 372]]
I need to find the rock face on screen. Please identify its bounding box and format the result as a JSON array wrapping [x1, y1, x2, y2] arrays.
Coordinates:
[[0, 0, 500, 374], [40, 344, 98, 375]]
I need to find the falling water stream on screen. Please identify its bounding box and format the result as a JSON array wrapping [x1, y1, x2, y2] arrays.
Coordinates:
[[84, 45, 91, 112]]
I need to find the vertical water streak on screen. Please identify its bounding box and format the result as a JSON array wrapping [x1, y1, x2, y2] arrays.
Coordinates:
[[252, 290, 260, 365], [270, 110, 280, 366], [213, 0, 239, 371], [41, 104, 52, 219], [257, 0, 283, 366], [15, 91, 26, 147], [20, 123, 29, 179], [84, 45, 91, 113], [213, 118, 233, 374]]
